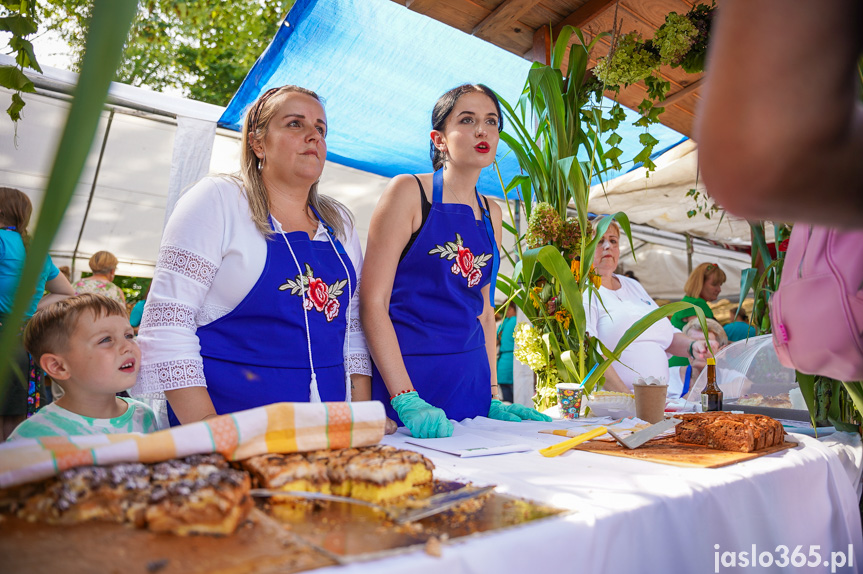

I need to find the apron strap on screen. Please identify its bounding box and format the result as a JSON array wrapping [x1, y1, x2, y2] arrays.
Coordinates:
[[432, 169, 444, 203], [477, 190, 499, 307]]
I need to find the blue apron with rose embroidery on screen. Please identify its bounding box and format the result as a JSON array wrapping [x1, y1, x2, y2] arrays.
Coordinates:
[[168, 214, 355, 425], [372, 169, 499, 423]]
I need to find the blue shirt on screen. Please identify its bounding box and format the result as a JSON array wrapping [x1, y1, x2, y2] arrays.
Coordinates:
[[0, 228, 59, 318], [724, 321, 757, 342]]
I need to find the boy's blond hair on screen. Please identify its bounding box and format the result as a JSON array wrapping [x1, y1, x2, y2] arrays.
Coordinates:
[[23, 294, 128, 365]]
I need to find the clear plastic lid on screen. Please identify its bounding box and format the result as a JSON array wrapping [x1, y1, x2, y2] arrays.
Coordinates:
[[683, 335, 804, 409]]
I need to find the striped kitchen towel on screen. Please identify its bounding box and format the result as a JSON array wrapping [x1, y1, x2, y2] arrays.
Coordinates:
[[0, 401, 385, 489]]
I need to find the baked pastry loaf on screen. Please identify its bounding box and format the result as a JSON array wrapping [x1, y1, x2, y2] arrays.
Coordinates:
[[241, 445, 434, 505], [674, 412, 785, 453], [146, 454, 252, 536], [5, 454, 252, 536]]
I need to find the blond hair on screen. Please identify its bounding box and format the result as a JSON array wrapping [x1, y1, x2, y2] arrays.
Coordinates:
[[682, 317, 729, 347], [89, 251, 118, 274], [23, 294, 128, 366], [684, 262, 727, 298], [238, 85, 352, 241]]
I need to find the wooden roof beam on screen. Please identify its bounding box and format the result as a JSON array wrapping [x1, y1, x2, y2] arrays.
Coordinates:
[[658, 77, 703, 107], [405, 0, 436, 12], [553, 0, 618, 36], [473, 0, 540, 38]]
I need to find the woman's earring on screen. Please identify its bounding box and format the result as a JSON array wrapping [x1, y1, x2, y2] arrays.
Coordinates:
[[441, 147, 448, 170], [258, 154, 266, 172]]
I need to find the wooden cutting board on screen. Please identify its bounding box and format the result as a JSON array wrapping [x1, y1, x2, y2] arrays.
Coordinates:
[[0, 508, 337, 574], [572, 436, 797, 468]]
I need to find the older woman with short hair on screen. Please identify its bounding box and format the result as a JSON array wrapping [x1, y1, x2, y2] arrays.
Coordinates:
[[586, 219, 710, 392], [74, 251, 126, 304]]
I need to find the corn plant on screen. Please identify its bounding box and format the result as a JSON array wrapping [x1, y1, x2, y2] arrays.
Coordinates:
[[495, 27, 708, 408]]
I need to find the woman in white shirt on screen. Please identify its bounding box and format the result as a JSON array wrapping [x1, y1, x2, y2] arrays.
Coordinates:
[[586, 219, 709, 392], [133, 86, 371, 424]]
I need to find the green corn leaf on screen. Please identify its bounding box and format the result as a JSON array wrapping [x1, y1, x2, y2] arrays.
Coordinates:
[[0, 0, 139, 396]]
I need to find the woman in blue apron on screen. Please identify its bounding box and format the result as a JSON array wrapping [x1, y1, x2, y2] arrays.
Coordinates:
[[361, 85, 550, 438], [134, 86, 372, 425]]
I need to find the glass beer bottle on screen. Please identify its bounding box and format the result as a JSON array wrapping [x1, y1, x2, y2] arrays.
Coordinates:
[[701, 358, 723, 412]]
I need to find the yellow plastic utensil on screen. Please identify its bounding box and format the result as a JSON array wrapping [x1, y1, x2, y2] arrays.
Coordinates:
[[539, 426, 607, 457]]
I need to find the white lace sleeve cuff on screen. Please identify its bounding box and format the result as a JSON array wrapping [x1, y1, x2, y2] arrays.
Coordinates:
[[347, 352, 372, 377], [131, 359, 207, 398]]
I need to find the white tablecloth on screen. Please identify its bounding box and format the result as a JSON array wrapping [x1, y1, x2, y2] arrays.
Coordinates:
[[316, 417, 862, 574]]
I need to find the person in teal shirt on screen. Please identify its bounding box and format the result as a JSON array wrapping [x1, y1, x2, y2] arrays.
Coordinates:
[[724, 309, 757, 342], [495, 305, 517, 403], [1, 187, 75, 439], [669, 262, 726, 369]]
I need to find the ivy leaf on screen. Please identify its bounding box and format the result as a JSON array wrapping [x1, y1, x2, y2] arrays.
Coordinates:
[[0, 65, 36, 92], [0, 15, 38, 37], [639, 132, 660, 148], [7, 92, 25, 122], [605, 132, 622, 146]]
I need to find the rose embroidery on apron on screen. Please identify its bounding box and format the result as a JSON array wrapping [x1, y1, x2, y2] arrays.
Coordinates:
[[279, 263, 348, 322], [428, 233, 492, 287]]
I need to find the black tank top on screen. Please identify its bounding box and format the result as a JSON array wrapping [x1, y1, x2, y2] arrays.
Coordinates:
[[398, 175, 490, 262]]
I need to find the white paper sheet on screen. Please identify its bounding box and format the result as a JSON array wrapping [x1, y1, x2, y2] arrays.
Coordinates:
[[403, 429, 531, 458]]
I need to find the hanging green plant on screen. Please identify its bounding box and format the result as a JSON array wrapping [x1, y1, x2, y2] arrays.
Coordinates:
[[592, 2, 715, 172]]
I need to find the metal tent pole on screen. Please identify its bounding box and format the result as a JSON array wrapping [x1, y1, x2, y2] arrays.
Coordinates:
[[70, 110, 114, 278]]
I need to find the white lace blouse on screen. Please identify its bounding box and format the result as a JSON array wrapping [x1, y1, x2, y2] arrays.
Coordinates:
[[132, 176, 371, 398]]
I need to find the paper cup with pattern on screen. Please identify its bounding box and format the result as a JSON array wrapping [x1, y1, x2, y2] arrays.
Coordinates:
[[555, 383, 584, 420]]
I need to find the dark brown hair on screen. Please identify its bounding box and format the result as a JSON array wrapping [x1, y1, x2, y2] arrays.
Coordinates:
[[0, 187, 33, 244], [430, 84, 504, 171], [24, 294, 128, 366]]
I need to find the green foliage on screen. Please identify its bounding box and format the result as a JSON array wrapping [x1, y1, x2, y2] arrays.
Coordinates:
[[0, 0, 138, 401], [36, 0, 290, 105], [0, 0, 41, 124], [592, 3, 714, 172], [496, 28, 712, 407], [115, 275, 152, 304], [653, 13, 696, 64]]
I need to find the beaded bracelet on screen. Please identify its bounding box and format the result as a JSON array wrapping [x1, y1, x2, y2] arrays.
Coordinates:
[[390, 389, 415, 400]]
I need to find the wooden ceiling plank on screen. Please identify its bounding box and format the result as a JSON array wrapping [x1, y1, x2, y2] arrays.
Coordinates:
[[473, 0, 541, 37], [405, 0, 437, 13], [552, 0, 618, 35], [659, 77, 702, 107]]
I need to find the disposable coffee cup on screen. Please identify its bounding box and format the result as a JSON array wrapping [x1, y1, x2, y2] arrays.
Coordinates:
[[632, 382, 668, 424], [555, 383, 584, 420]]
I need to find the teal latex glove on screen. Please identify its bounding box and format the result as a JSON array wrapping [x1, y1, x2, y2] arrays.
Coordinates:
[[391, 391, 453, 438], [488, 400, 553, 422]]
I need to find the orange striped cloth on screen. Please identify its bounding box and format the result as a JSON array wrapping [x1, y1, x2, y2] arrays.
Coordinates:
[[0, 401, 385, 489]]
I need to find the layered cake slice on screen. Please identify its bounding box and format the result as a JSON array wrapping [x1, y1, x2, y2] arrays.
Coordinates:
[[344, 445, 434, 504], [241, 445, 435, 505], [146, 454, 253, 536], [674, 412, 785, 453], [4, 454, 252, 536], [241, 453, 331, 494]]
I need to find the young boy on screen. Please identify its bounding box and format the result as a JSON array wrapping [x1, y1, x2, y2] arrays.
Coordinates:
[[7, 293, 157, 440]]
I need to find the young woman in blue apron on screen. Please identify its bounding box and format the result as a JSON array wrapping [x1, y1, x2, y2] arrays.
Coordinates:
[[136, 86, 372, 425], [361, 85, 550, 438]]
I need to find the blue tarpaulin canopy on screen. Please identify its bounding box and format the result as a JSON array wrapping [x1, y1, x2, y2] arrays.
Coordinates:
[[220, 0, 686, 198]]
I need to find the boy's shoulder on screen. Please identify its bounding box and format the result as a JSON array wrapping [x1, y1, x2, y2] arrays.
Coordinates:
[[6, 403, 78, 441], [119, 397, 159, 433], [7, 399, 159, 442]]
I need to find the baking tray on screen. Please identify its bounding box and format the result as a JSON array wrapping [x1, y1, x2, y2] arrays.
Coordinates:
[[268, 480, 570, 563], [724, 402, 811, 422]]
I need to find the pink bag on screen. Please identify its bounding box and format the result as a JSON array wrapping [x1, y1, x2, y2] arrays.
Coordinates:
[[771, 225, 863, 381]]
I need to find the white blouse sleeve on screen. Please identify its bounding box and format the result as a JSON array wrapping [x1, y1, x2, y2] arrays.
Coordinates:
[[132, 178, 233, 397], [340, 213, 372, 377]]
